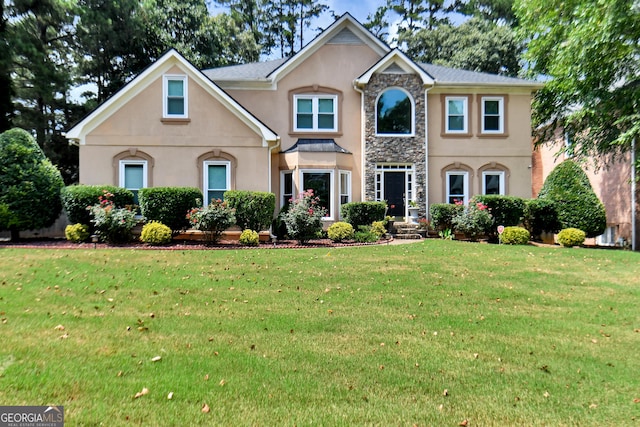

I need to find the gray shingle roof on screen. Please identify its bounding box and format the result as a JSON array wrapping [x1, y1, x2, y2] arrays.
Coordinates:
[[202, 58, 287, 81], [282, 139, 351, 154]]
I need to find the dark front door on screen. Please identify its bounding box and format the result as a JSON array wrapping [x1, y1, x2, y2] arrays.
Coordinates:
[[384, 172, 405, 216]]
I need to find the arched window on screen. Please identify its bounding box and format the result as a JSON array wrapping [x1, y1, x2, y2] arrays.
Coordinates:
[[376, 88, 413, 135]]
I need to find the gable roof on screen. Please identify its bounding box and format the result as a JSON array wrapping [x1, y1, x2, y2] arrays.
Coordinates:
[[65, 49, 279, 145], [355, 48, 435, 87]]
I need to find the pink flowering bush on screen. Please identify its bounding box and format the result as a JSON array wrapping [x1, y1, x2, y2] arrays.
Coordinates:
[[88, 191, 138, 243], [452, 198, 493, 240], [186, 199, 236, 244], [282, 190, 327, 244]]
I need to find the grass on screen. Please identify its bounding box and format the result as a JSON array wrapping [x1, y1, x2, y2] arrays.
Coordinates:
[[0, 240, 638, 426]]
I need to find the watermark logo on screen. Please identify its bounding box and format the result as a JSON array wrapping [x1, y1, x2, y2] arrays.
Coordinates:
[[0, 406, 64, 427]]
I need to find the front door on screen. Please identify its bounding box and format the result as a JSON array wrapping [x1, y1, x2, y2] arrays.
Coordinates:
[[384, 172, 405, 216]]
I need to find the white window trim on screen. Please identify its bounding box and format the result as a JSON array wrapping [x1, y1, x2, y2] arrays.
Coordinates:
[[203, 160, 231, 206], [119, 160, 148, 191], [293, 94, 338, 132], [280, 170, 294, 208], [163, 75, 188, 119], [299, 169, 335, 220], [445, 96, 468, 134], [446, 171, 469, 205], [482, 170, 505, 195], [481, 96, 504, 134], [375, 87, 415, 137], [339, 170, 352, 207]]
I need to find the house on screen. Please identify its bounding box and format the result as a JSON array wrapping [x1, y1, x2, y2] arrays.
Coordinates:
[[65, 14, 542, 225], [532, 132, 638, 249]]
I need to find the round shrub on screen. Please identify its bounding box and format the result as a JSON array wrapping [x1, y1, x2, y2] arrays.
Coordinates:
[[140, 221, 172, 245], [500, 226, 530, 245], [327, 222, 354, 242], [371, 221, 387, 239], [65, 223, 90, 243], [340, 201, 386, 228], [239, 229, 260, 246], [557, 228, 586, 247]]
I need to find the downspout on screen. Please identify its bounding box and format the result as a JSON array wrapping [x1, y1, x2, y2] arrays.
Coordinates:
[[424, 85, 432, 221], [632, 137, 636, 251], [268, 136, 281, 241], [353, 81, 366, 201]]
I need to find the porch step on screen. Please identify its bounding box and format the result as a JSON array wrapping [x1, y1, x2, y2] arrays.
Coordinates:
[[392, 223, 423, 240]]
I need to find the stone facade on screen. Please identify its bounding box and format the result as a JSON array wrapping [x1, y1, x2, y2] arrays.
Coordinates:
[[363, 73, 427, 217]]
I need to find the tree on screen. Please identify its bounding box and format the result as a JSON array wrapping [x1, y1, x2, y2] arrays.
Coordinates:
[[0, 0, 14, 132], [404, 17, 521, 76], [0, 128, 64, 241], [515, 0, 640, 165], [537, 160, 607, 238], [458, 0, 516, 24]]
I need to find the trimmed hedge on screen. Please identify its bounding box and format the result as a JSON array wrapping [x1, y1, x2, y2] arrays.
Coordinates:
[[340, 201, 386, 227], [61, 185, 134, 226], [138, 187, 202, 231], [538, 160, 606, 238], [474, 195, 525, 228], [523, 198, 562, 241], [327, 221, 355, 242], [225, 190, 275, 231], [140, 221, 173, 245], [429, 203, 462, 231], [558, 227, 586, 247], [500, 226, 530, 245]]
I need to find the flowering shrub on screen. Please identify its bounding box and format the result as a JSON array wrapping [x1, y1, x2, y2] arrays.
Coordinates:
[[88, 191, 138, 243], [282, 190, 327, 244], [239, 229, 260, 246], [452, 198, 493, 241], [186, 199, 236, 243]]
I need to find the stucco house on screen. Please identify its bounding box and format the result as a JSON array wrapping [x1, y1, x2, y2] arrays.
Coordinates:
[[65, 14, 542, 225]]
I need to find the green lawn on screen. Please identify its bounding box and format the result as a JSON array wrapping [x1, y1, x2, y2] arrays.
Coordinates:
[[0, 240, 638, 426]]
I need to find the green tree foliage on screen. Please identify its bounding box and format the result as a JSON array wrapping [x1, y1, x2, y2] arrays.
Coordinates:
[[458, 0, 516, 24], [515, 0, 640, 164], [0, 128, 64, 240], [0, 1, 14, 132], [404, 17, 521, 76], [537, 160, 607, 238]]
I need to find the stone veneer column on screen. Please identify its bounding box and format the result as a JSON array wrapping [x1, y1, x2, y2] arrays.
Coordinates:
[[363, 73, 427, 217]]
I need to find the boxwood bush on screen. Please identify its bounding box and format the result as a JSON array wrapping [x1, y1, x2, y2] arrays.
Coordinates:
[[474, 195, 525, 228], [61, 185, 134, 226], [327, 221, 354, 242], [523, 198, 562, 241], [557, 228, 586, 247], [429, 203, 462, 231], [340, 202, 386, 228], [225, 190, 275, 231], [140, 221, 173, 245], [138, 187, 202, 231], [500, 226, 530, 245]]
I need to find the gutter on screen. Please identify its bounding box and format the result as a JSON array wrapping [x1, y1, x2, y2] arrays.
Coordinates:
[[632, 137, 637, 251], [352, 80, 366, 201]]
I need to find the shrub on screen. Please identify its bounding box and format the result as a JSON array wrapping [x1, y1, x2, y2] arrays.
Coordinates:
[[429, 203, 462, 231], [65, 223, 90, 243], [140, 221, 173, 245], [451, 199, 493, 240], [0, 128, 65, 240], [354, 226, 378, 243], [225, 191, 275, 231], [340, 202, 386, 228], [239, 229, 260, 246], [62, 185, 134, 226], [538, 160, 606, 238], [371, 221, 387, 239], [88, 191, 138, 243], [327, 222, 355, 242], [474, 195, 526, 237], [282, 190, 327, 244], [138, 187, 202, 231], [500, 226, 530, 245], [557, 228, 586, 247], [523, 199, 562, 241], [186, 199, 236, 244]]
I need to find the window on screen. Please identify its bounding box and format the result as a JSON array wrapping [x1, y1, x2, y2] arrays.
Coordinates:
[[446, 171, 468, 204], [481, 97, 504, 133], [281, 171, 293, 208], [301, 170, 333, 219], [203, 161, 230, 205], [445, 96, 468, 133], [294, 95, 337, 132], [376, 88, 413, 135], [339, 171, 351, 206], [482, 171, 505, 195], [119, 160, 147, 205], [163, 75, 188, 118]]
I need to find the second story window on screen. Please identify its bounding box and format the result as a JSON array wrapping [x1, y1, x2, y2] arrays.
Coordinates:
[[445, 96, 468, 134], [481, 96, 504, 133], [163, 75, 188, 118], [294, 95, 337, 132], [376, 88, 413, 135]]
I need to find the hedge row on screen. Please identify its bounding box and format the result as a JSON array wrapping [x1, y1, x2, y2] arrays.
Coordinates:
[[138, 187, 202, 231], [61, 185, 134, 226]]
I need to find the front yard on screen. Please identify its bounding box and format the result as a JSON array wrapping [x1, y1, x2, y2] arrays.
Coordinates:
[[0, 240, 638, 425]]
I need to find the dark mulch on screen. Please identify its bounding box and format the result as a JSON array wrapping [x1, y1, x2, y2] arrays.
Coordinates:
[[0, 237, 392, 250]]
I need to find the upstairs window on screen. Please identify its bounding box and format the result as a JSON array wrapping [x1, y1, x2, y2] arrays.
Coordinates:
[[481, 96, 504, 133], [445, 96, 468, 134], [163, 75, 188, 118], [294, 95, 337, 132], [376, 88, 413, 135]]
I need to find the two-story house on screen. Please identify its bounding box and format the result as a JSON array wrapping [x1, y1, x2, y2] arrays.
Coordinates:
[[66, 14, 542, 223]]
